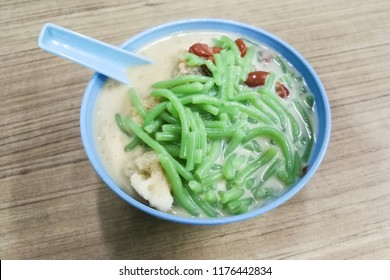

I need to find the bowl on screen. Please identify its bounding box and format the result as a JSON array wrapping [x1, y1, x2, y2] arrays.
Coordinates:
[[80, 18, 331, 225]]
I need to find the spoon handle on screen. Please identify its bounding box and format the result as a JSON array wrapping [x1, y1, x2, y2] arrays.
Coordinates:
[[38, 23, 152, 84]]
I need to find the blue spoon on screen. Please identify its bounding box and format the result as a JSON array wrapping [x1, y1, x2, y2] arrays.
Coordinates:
[[38, 23, 152, 84]]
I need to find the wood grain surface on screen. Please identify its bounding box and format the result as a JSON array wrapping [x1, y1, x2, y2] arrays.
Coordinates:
[[1, 0, 390, 259]]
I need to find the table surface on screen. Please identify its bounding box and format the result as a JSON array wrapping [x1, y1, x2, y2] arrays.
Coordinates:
[[1, 0, 390, 260]]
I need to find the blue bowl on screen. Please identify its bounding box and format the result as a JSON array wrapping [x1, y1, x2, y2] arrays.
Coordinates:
[[80, 19, 331, 225]]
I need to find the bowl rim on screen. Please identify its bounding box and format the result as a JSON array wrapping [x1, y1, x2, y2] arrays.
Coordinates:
[[80, 18, 331, 225]]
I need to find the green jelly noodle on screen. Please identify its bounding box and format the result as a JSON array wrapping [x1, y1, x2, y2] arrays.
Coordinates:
[[114, 34, 317, 218]]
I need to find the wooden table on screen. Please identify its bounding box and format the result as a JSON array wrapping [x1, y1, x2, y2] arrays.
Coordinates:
[[1, 0, 389, 259]]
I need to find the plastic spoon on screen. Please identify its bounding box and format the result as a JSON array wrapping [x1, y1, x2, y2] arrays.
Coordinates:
[[38, 23, 152, 84]]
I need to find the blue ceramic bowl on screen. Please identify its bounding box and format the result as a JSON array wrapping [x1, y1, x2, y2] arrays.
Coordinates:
[[80, 19, 331, 225]]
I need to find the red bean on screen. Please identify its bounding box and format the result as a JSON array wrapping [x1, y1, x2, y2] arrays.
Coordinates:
[[275, 82, 290, 98], [189, 43, 213, 58], [235, 38, 247, 57], [212, 47, 223, 54], [244, 71, 269, 87], [189, 44, 223, 64]]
